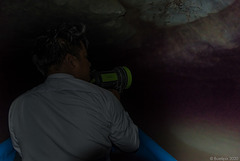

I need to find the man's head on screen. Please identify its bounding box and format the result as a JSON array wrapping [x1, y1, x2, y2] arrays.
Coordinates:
[[32, 23, 91, 81]]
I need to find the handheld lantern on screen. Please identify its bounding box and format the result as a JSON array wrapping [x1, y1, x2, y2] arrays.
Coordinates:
[[91, 66, 132, 93]]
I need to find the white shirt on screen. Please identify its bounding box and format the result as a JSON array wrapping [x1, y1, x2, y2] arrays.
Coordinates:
[[9, 73, 139, 161]]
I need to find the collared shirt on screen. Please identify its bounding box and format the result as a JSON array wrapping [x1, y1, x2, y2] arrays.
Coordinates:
[[9, 73, 139, 161]]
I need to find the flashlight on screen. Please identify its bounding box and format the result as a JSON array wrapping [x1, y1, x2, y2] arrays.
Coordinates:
[[91, 66, 132, 93]]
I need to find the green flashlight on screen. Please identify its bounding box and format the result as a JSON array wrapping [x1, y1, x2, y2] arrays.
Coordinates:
[[91, 66, 132, 93]]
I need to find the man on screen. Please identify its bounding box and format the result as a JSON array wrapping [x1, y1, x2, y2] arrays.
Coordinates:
[[8, 23, 139, 161]]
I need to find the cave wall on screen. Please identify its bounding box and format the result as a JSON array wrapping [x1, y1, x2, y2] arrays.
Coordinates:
[[1, 0, 240, 160]]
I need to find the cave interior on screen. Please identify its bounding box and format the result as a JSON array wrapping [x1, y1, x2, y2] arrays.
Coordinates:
[[1, 0, 240, 160]]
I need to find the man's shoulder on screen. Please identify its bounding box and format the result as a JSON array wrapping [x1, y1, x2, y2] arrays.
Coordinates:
[[58, 75, 113, 96]]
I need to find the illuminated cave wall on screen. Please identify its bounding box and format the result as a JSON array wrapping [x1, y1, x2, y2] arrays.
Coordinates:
[[1, 0, 240, 160]]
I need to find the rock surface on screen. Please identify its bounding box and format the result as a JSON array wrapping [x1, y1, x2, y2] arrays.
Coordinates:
[[1, 1, 240, 160], [1, 0, 239, 79]]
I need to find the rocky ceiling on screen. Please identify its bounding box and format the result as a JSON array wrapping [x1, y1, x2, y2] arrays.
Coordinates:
[[1, 0, 240, 81], [1, 1, 240, 160]]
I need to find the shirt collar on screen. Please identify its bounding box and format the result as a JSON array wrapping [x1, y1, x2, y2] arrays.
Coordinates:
[[47, 73, 75, 79]]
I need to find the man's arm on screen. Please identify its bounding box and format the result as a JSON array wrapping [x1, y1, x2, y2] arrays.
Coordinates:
[[107, 93, 139, 152], [8, 100, 22, 157]]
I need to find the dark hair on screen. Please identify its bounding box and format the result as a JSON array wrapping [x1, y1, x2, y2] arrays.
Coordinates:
[[32, 23, 89, 75]]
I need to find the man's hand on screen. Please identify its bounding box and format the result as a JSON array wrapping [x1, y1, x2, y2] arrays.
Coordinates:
[[108, 89, 120, 100]]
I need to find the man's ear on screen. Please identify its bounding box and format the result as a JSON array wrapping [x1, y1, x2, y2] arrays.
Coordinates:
[[64, 53, 78, 68]]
